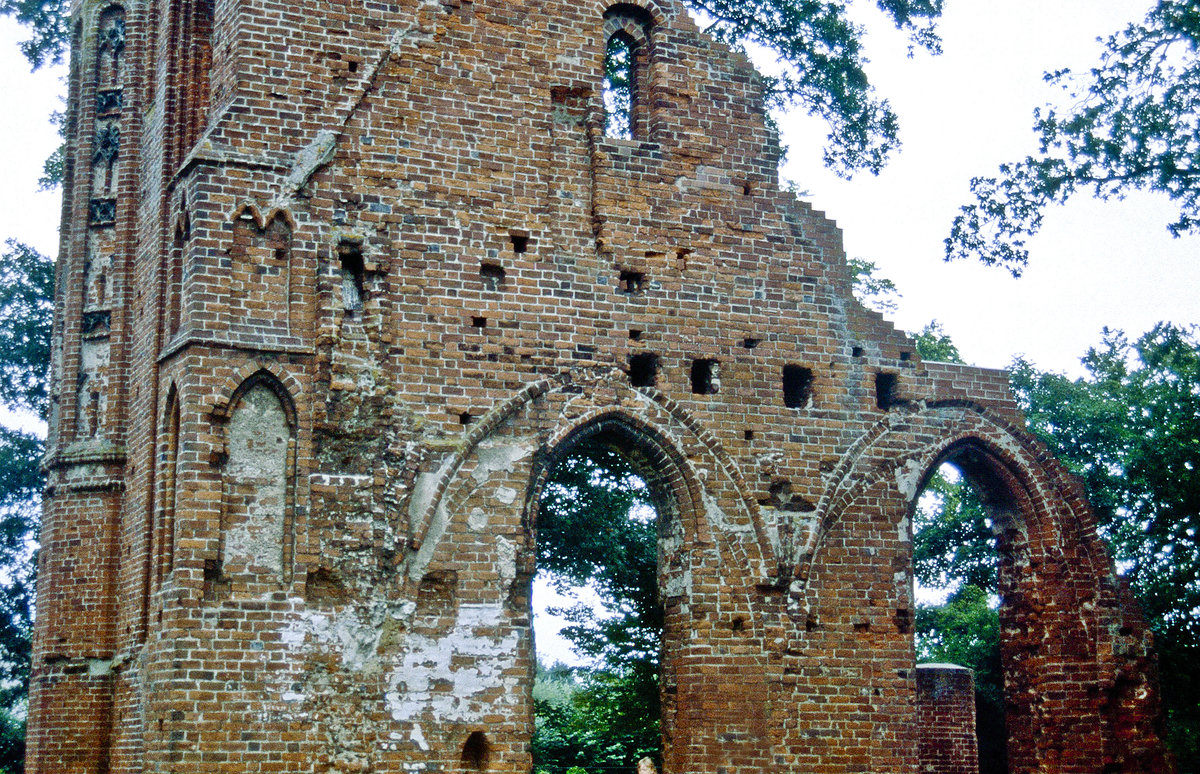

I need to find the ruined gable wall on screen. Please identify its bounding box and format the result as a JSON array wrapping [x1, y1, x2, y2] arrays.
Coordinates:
[[28, 0, 1174, 771]]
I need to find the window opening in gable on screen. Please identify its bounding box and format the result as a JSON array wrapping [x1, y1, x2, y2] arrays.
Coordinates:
[[619, 269, 645, 294], [691, 359, 720, 395], [604, 32, 636, 139], [876, 372, 898, 410], [480, 262, 506, 290], [629, 352, 658, 388]]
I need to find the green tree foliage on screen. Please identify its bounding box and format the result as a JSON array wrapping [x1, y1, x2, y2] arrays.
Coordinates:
[[689, 0, 945, 175], [847, 257, 901, 314], [0, 0, 66, 69], [1010, 324, 1200, 768], [0, 240, 53, 774], [911, 319, 962, 364], [534, 447, 662, 774], [533, 662, 661, 774], [948, 0, 1200, 274]]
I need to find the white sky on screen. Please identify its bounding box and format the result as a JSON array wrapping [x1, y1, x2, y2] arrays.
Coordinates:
[[778, 0, 1199, 377]]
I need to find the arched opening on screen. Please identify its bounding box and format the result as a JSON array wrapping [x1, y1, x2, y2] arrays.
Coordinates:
[[531, 422, 672, 774], [913, 450, 1009, 774], [603, 33, 637, 140], [209, 372, 297, 599], [602, 5, 653, 140]]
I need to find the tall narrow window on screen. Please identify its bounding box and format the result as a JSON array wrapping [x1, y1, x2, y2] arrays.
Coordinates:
[[604, 33, 636, 139], [167, 212, 188, 337], [601, 6, 653, 140], [156, 393, 181, 590]]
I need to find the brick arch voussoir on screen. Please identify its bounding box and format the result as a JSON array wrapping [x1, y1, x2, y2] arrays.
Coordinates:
[[596, 0, 673, 27], [227, 200, 267, 231], [208, 362, 305, 428], [799, 400, 1110, 588], [527, 405, 710, 550], [406, 373, 772, 585]]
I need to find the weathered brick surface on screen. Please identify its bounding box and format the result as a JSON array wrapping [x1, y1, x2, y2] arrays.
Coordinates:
[[31, 0, 1174, 771], [917, 664, 979, 774]]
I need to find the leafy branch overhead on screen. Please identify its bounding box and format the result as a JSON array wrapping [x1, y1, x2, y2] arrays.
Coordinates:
[[948, 0, 1200, 274], [689, 0, 944, 175]]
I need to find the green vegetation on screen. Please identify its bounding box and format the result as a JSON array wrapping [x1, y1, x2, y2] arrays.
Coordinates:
[[533, 447, 662, 774], [949, 1, 1200, 273]]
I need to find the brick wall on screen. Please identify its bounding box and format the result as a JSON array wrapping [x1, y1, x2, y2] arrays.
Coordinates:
[[917, 664, 979, 774], [29, 0, 1174, 771]]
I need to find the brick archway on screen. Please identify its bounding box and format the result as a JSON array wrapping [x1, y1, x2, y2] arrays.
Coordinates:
[[792, 402, 1169, 772]]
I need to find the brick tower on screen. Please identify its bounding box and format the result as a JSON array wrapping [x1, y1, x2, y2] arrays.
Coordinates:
[[32, 0, 1174, 771]]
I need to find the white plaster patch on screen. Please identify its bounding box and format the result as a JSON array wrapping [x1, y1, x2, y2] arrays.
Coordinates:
[[894, 458, 925, 501], [384, 602, 522, 724], [87, 658, 113, 677], [702, 490, 750, 534], [496, 536, 516, 587], [467, 507, 488, 531], [664, 568, 692, 598], [279, 607, 386, 671], [471, 439, 535, 485], [410, 723, 429, 751], [495, 486, 517, 505]]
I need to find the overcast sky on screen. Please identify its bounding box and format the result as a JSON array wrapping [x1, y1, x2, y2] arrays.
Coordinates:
[[778, 0, 1199, 377]]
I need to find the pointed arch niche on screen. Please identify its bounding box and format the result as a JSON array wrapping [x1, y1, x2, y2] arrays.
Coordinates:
[[208, 371, 297, 598]]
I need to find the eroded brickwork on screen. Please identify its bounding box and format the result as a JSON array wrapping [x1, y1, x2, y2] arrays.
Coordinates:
[[917, 664, 979, 774], [32, 0, 1174, 772]]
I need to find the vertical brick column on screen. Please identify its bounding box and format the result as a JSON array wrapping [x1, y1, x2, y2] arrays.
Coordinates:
[[916, 664, 979, 774]]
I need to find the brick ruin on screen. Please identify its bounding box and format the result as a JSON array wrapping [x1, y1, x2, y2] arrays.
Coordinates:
[[31, 0, 1175, 771]]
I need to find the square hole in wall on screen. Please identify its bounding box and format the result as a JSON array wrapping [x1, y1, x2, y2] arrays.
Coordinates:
[[628, 352, 658, 388], [629, 329, 643, 341], [472, 316, 487, 328], [852, 346, 864, 358], [510, 233, 529, 254], [619, 270, 645, 294], [480, 262, 505, 290], [782, 365, 814, 409], [742, 337, 761, 349], [690, 359, 720, 395]]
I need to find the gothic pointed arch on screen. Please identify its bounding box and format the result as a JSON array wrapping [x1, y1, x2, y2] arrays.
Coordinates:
[[209, 370, 298, 596]]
